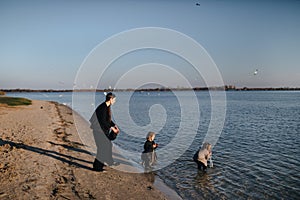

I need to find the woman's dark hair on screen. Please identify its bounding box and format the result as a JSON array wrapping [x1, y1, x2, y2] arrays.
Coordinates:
[[105, 92, 116, 102]]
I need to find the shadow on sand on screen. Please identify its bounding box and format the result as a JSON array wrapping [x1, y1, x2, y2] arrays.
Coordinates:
[[0, 139, 94, 171]]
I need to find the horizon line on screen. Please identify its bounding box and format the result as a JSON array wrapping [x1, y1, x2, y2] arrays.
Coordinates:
[[1, 86, 300, 92]]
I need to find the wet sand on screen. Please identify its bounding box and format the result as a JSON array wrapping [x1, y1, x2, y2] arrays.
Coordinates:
[[0, 100, 169, 199]]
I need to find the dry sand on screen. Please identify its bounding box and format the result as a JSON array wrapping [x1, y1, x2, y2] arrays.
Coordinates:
[[0, 100, 170, 200]]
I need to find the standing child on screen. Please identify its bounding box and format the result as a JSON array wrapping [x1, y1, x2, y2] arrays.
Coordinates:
[[141, 132, 158, 170], [193, 142, 212, 172]]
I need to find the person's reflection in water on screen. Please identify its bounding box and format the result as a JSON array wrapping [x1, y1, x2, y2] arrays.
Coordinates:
[[194, 170, 217, 197], [143, 171, 156, 183]]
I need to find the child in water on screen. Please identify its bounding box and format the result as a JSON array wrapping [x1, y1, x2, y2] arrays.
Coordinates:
[[141, 132, 158, 170], [193, 142, 212, 172]]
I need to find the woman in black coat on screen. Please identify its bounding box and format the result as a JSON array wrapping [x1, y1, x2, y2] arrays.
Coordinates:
[[90, 92, 119, 172]]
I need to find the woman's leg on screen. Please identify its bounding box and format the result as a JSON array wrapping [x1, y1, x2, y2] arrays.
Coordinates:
[[93, 158, 104, 171], [106, 140, 114, 165], [93, 130, 106, 171]]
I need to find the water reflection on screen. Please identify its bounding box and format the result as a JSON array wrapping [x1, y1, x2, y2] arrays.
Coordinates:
[[193, 171, 217, 199], [143, 171, 156, 183], [6, 91, 300, 199]]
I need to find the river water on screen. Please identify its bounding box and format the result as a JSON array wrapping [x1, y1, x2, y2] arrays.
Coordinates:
[[7, 91, 300, 199]]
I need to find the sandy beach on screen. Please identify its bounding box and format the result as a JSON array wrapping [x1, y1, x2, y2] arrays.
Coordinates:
[[0, 100, 169, 199]]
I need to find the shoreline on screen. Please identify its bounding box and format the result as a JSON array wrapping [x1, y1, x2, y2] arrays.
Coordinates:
[[0, 100, 180, 199], [69, 101, 183, 199], [154, 176, 182, 200], [1, 86, 300, 93], [67, 102, 183, 200]]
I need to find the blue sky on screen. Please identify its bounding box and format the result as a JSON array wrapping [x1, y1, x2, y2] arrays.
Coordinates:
[[1, 0, 299, 89]]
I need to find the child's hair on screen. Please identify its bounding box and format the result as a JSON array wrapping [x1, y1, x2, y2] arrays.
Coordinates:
[[201, 142, 211, 150], [146, 131, 156, 140]]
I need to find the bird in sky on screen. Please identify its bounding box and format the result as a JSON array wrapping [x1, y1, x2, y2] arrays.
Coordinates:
[[254, 69, 258, 75], [196, 3, 200, 6]]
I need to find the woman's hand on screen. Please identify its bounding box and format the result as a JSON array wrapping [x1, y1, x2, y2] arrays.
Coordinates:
[[111, 126, 120, 134]]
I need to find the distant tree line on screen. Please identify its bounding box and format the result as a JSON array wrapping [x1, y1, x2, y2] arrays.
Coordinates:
[[1, 86, 300, 93]]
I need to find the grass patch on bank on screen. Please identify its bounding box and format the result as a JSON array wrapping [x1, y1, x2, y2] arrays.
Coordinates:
[[0, 97, 32, 106]]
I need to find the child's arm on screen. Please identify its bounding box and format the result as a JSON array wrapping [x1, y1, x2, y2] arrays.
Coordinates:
[[153, 142, 158, 149], [207, 150, 212, 159], [205, 150, 212, 160]]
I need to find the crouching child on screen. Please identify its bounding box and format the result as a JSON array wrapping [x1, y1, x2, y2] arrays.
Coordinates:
[[193, 142, 212, 172]]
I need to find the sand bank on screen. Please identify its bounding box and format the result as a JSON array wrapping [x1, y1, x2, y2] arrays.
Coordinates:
[[0, 100, 174, 199]]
